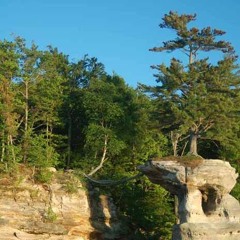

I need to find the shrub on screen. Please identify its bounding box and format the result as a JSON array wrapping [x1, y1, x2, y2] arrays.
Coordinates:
[[34, 168, 53, 184], [44, 206, 57, 222]]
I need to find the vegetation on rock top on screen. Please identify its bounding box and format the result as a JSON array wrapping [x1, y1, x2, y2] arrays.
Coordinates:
[[152, 155, 204, 169]]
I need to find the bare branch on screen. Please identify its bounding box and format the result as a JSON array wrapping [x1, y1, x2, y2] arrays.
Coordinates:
[[83, 172, 144, 186], [88, 134, 108, 176]]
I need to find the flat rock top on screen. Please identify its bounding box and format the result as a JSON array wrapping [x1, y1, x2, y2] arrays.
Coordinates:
[[138, 159, 238, 194]]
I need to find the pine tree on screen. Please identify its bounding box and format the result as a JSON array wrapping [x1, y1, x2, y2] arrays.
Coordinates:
[[14, 37, 41, 163], [32, 46, 69, 166], [144, 11, 240, 155]]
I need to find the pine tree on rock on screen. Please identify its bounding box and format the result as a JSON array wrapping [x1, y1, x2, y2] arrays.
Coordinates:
[[146, 11, 239, 155]]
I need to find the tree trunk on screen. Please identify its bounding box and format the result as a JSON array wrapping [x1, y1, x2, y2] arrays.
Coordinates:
[[9, 134, 16, 163], [181, 141, 188, 156], [1, 131, 5, 162], [189, 132, 198, 155], [88, 134, 108, 176], [171, 131, 180, 156], [189, 51, 194, 64]]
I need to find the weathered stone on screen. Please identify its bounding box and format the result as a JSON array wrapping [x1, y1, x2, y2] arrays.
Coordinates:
[[172, 222, 240, 240], [138, 159, 240, 240], [0, 170, 126, 240]]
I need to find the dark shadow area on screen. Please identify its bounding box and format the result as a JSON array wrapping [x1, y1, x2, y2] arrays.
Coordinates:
[[201, 187, 219, 215], [86, 182, 126, 240]]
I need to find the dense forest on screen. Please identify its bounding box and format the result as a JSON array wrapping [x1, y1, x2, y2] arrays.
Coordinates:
[[1, 12, 240, 239]]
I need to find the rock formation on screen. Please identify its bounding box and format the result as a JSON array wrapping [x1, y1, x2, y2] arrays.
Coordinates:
[[0, 167, 126, 240], [138, 159, 240, 240]]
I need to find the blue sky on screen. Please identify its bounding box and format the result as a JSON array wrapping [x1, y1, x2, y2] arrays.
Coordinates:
[[1, 0, 240, 87]]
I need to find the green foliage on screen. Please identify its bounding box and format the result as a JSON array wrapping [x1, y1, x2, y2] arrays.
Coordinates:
[[0, 39, 20, 165], [231, 182, 240, 202], [220, 145, 240, 202], [144, 11, 240, 155], [72, 77, 123, 174], [63, 181, 79, 194], [28, 134, 59, 168], [44, 206, 57, 222], [84, 123, 126, 157], [110, 177, 175, 240], [29, 189, 39, 199], [152, 11, 234, 55], [56, 171, 80, 194], [155, 154, 203, 169], [34, 168, 53, 184]]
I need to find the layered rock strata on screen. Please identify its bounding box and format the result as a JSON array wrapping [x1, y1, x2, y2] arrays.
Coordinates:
[[138, 159, 240, 240], [0, 169, 125, 240]]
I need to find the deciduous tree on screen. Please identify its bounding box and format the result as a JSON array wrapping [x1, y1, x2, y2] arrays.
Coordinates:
[[0, 40, 19, 165]]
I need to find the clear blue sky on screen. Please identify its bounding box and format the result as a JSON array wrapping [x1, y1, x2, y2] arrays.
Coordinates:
[[1, 0, 240, 87]]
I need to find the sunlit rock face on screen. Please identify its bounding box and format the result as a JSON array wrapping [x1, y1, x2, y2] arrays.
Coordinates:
[[138, 159, 240, 240], [0, 169, 124, 240]]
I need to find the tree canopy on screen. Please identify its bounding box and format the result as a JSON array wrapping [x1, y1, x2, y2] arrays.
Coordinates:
[[142, 11, 240, 156]]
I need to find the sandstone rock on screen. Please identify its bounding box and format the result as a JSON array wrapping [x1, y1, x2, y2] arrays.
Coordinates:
[[138, 159, 240, 240], [47, 167, 57, 173], [172, 222, 240, 240], [0, 169, 125, 240]]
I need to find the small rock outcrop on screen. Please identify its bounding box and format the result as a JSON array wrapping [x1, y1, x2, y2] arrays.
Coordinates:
[[0, 167, 126, 240], [138, 159, 240, 240]]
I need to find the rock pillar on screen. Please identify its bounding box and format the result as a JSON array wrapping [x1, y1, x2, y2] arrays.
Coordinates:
[[138, 159, 240, 240]]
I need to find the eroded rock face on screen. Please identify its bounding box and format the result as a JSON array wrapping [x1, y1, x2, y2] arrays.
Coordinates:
[[138, 159, 240, 240], [0, 170, 125, 240]]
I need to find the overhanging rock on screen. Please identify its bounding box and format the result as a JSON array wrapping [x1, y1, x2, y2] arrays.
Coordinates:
[[138, 159, 240, 240]]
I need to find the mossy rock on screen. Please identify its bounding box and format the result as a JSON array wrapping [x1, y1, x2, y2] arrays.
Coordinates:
[[152, 154, 204, 169]]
